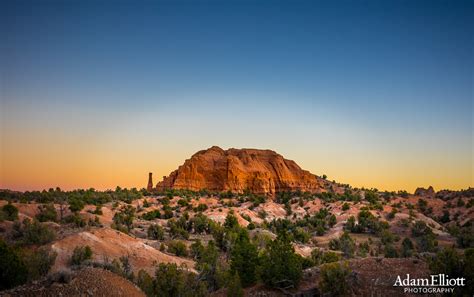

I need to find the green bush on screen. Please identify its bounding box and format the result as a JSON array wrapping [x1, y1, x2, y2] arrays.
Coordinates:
[[70, 245, 93, 265], [261, 231, 302, 288], [384, 244, 399, 258], [63, 213, 86, 228], [311, 249, 340, 265], [112, 205, 135, 232], [342, 203, 350, 211], [147, 224, 164, 240], [329, 232, 355, 258], [142, 209, 161, 220], [401, 238, 414, 257], [227, 272, 243, 297], [23, 247, 57, 280], [230, 229, 259, 287], [412, 220, 431, 237], [2, 203, 19, 221], [167, 240, 188, 257], [412, 221, 438, 252], [0, 239, 28, 290], [153, 263, 207, 297], [36, 204, 58, 222], [168, 218, 190, 240], [319, 262, 351, 296], [136, 269, 154, 296], [13, 219, 56, 245]]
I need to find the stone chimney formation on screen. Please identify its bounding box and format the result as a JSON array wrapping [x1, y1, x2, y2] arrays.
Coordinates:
[[147, 172, 153, 192]]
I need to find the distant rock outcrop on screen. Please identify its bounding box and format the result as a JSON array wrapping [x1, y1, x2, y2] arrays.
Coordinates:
[[156, 146, 325, 195], [147, 172, 153, 192], [414, 186, 435, 197]]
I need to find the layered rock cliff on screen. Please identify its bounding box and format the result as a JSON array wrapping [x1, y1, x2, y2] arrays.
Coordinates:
[[156, 146, 325, 195]]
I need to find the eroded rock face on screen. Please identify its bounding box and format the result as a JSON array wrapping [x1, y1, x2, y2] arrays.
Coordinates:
[[414, 186, 435, 197], [156, 146, 324, 195]]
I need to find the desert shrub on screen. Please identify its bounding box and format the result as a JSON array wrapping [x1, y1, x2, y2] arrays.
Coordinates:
[[329, 232, 355, 258], [354, 209, 386, 234], [387, 208, 397, 220], [230, 229, 259, 287], [417, 233, 438, 252], [147, 224, 164, 240], [177, 199, 189, 207], [112, 205, 135, 232], [47, 268, 74, 284], [429, 247, 462, 276], [384, 244, 399, 258], [190, 213, 211, 234], [345, 216, 356, 231], [311, 249, 340, 265], [438, 210, 450, 223], [63, 213, 86, 227], [247, 222, 255, 230], [456, 226, 474, 248], [260, 231, 302, 288], [342, 202, 350, 211], [119, 255, 134, 280], [36, 204, 58, 222], [167, 240, 188, 257], [70, 245, 93, 265], [358, 241, 370, 257], [23, 247, 57, 280], [293, 227, 310, 244], [224, 211, 239, 230], [168, 218, 190, 239], [411, 220, 438, 252], [2, 203, 19, 221], [195, 203, 208, 212], [417, 199, 428, 213], [364, 190, 379, 204], [466, 199, 474, 208], [142, 209, 161, 220], [68, 197, 85, 212], [190, 240, 205, 259], [88, 216, 102, 227], [93, 205, 103, 215], [429, 247, 474, 295], [153, 263, 207, 297], [195, 240, 222, 291], [13, 219, 56, 245], [464, 249, 474, 295], [380, 229, 396, 245], [401, 238, 414, 257], [227, 272, 244, 297], [319, 262, 351, 296], [0, 239, 28, 290], [136, 269, 154, 296]]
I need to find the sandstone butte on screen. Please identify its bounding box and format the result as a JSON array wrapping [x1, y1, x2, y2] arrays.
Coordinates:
[[156, 146, 326, 195]]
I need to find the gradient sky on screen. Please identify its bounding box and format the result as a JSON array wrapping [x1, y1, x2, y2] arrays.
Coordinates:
[[1, 0, 473, 192]]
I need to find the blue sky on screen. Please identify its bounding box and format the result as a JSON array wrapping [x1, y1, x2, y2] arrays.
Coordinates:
[[1, 0, 472, 191]]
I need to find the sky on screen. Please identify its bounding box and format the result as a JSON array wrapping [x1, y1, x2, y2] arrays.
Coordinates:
[[1, 0, 472, 192]]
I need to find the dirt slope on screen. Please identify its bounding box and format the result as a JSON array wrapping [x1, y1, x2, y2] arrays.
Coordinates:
[[51, 227, 195, 274], [0, 267, 145, 297]]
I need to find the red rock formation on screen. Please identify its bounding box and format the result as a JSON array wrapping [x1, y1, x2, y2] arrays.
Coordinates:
[[156, 146, 324, 195], [147, 173, 153, 192]]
